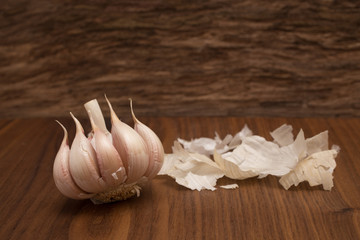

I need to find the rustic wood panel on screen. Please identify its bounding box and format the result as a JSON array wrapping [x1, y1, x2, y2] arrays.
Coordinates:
[[1, 117, 359, 239], [0, 1, 359, 118]]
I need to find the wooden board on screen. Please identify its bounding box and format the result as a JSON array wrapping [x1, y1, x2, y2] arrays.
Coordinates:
[[1, 117, 359, 239], [1, 1, 360, 118]]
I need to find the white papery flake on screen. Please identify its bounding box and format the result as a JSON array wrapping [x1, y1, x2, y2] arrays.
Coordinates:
[[159, 124, 339, 191], [177, 124, 253, 157], [279, 150, 337, 190], [270, 124, 294, 147], [221, 129, 307, 177], [220, 184, 239, 189], [159, 142, 224, 191]]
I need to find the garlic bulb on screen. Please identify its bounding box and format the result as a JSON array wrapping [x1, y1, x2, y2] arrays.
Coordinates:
[[53, 97, 164, 203]]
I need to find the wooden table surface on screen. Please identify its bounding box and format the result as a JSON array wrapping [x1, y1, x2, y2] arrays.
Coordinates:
[[1, 117, 359, 239]]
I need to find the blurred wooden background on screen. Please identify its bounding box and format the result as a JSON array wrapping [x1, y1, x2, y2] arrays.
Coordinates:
[[1, 0, 359, 119]]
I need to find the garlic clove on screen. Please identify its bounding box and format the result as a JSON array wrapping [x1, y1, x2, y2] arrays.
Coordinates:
[[105, 96, 149, 183], [84, 99, 109, 135], [130, 99, 164, 179], [69, 113, 107, 193], [53, 121, 94, 199], [88, 110, 127, 186]]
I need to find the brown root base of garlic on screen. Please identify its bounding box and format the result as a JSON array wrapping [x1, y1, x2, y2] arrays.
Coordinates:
[[90, 183, 141, 204]]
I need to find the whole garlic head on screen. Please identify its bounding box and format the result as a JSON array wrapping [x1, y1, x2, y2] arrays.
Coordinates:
[[53, 97, 164, 204]]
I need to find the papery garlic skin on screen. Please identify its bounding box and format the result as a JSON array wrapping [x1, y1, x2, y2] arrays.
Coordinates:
[[213, 150, 257, 180], [161, 124, 339, 192], [279, 150, 337, 190], [220, 184, 239, 189], [270, 124, 294, 147], [69, 113, 107, 193], [53, 121, 94, 199], [130, 99, 164, 179], [159, 141, 224, 191], [88, 111, 127, 186], [221, 130, 306, 178], [106, 97, 149, 184]]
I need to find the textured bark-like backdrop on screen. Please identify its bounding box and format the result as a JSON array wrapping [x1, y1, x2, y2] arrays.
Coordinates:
[[0, 0, 359, 118]]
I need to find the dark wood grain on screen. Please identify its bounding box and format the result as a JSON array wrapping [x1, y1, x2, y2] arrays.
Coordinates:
[[1, 1, 360, 118], [0, 117, 359, 239]]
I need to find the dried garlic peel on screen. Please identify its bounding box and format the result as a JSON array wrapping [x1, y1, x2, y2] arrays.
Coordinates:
[[221, 129, 306, 177], [270, 124, 294, 147], [159, 142, 224, 191], [160, 124, 339, 191], [279, 150, 337, 190], [178, 124, 253, 157], [220, 184, 239, 189], [213, 151, 257, 180], [178, 133, 231, 157]]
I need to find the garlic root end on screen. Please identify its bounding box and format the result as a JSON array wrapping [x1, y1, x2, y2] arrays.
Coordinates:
[[90, 183, 142, 204]]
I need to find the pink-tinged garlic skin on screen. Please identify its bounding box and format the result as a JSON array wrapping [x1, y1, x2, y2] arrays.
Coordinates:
[[89, 111, 127, 186], [69, 113, 107, 193], [111, 122, 149, 183], [53, 97, 165, 203], [106, 98, 149, 184], [130, 100, 164, 179], [53, 121, 94, 199]]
